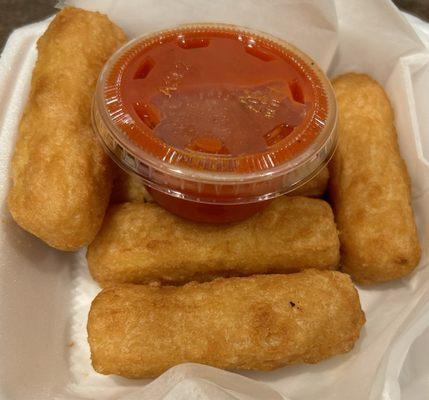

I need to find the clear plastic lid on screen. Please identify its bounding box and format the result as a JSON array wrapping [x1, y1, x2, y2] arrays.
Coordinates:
[[92, 23, 337, 204]]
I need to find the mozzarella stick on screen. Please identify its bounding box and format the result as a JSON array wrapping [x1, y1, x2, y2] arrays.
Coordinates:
[[330, 73, 421, 284], [87, 196, 340, 286], [110, 168, 152, 204], [88, 270, 365, 378], [7, 8, 126, 250]]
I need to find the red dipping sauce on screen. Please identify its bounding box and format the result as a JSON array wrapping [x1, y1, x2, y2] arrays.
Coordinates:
[[93, 24, 337, 223]]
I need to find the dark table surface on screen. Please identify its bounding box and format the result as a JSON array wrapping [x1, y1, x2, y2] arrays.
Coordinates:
[[0, 0, 428, 51]]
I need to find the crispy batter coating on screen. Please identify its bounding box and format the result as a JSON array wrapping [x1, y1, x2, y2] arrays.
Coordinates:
[[110, 167, 329, 204], [87, 196, 340, 286], [110, 167, 152, 204], [88, 270, 365, 378], [7, 7, 126, 250], [330, 73, 421, 284]]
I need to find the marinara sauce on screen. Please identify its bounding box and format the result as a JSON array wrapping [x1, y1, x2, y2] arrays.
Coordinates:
[[93, 24, 337, 223]]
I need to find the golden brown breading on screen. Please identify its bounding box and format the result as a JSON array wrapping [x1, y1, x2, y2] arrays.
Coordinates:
[[7, 7, 126, 250], [110, 167, 152, 204], [330, 73, 421, 284], [87, 196, 340, 286], [290, 167, 329, 197], [88, 270, 365, 378]]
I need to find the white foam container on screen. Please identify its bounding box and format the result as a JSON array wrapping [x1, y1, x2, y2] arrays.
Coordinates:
[[1, 2, 429, 399]]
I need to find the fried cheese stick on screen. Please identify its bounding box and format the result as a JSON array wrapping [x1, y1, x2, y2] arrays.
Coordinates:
[[87, 196, 340, 286], [330, 73, 421, 284], [88, 270, 365, 378], [8, 7, 126, 250], [110, 168, 152, 204]]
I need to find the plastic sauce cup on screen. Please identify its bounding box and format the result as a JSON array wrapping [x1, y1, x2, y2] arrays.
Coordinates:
[[92, 23, 337, 223]]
